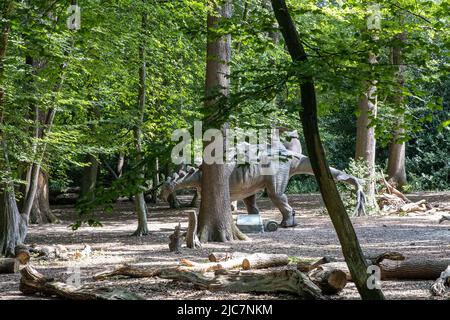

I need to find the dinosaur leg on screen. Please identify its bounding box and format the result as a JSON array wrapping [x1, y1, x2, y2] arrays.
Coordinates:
[[243, 194, 260, 215], [267, 192, 297, 228]]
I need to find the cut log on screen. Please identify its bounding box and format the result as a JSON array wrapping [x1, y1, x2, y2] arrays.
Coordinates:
[[169, 224, 182, 253], [308, 267, 347, 295], [208, 251, 247, 262], [430, 265, 450, 297], [0, 258, 19, 274], [315, 257, 450, 281], [15, 245, 31, 265], [186, 210, 201, 249], [180, 257, 246, 272], [378, 258, 450, 280], [20, 265, 143, 300], [241, 253, 289, 270]]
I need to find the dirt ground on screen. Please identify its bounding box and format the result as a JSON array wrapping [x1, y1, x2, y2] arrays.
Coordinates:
[[1, 192, 449, 300]]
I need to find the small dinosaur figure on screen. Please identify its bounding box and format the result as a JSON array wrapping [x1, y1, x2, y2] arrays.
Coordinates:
[[161, 131, 366, 227]]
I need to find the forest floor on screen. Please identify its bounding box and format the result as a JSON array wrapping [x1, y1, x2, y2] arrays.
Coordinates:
[[1, 192, 449, 300]]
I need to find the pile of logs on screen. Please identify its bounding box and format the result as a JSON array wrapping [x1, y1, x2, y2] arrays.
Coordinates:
[[377, 177, 447, 216], [93, 252, 352, 299]]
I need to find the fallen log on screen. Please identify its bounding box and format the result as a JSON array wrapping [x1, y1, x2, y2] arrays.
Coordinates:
[[93, 264, 323, 299], [15, 245, 31, 265], [308, 267, 347, 295], [158, 268, 324, 299], [430, 265, 450, 297], [208, 252, 247, 262], [242, 253, 289, 270], [29, 244, 68, 260], [180, 257, 246, 272], [20, 265, 143, 300], [93, 265, 162, 281], [0, 258, 19, 274], [314, 256, 450, 281]]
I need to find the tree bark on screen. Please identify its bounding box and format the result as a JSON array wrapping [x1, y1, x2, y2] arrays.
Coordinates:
[[197, 0, 238, 242], [186, 210, 201, 248], [79, 154, 98, 202], [0, 257, 19, 273], [387, 32, 407, 189], [30, 170, 58, 224], [270, 0, 384, 300], [132, 9, 149, 236]]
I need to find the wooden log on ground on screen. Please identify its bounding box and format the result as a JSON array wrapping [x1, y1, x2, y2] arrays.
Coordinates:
[[186, 210, 201, 249], [208, 252, 247, 262], [93, 265, 162, 281], [313, 256, 450, 281], [180, 256, 247, 272], [378, 258, 450, 280], [241, 253, 289, 270], [430, 265, 450, 297], [93, 264, 323, 299], [0, 258, 19, 274], [20, 265, 143, 300], [29, 244, 68, 260], [15, 245, 30, 265], [308, 267, 347, 295], [158, 268, 324, 299], [297, 256, 335, 272]]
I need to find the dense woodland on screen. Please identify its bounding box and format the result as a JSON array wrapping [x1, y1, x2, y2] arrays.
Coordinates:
[[0, 0, 449, 301]]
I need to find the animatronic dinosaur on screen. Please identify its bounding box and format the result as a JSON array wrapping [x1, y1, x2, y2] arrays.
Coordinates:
[[160, 131, 366, 227]]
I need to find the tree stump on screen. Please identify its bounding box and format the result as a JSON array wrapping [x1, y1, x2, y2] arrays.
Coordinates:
[[169, 224, 182, 253]]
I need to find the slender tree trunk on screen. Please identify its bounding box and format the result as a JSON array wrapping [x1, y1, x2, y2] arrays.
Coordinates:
[[270, 0, 384, 300], [132, 9, 149, 236], [197, 0, 241, 242], [117, 153, 124, 177], [355, 52, 378, 212], [387, 32, 407, 189], [79, 154, 98, 202]]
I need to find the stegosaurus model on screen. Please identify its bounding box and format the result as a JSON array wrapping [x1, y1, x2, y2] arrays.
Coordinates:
[[160, 131, 366, 227]]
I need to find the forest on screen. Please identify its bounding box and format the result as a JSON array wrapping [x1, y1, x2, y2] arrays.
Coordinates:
[[0, 0, 449, 302]]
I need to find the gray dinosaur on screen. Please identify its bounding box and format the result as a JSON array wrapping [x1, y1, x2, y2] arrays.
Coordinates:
[[160, 131, 366, 227]]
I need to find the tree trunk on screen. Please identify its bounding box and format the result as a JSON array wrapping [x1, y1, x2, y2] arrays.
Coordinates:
[[30, 170, 58, 224], [387, 32, 407, 189], [197, 0, 237, 242], [79, 154, 98, 202], [355, 54, 378, 212], [270, 0, 384, 300], [132, 9, 149, 236]]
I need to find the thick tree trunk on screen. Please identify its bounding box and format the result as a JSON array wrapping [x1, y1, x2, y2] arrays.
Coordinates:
[[79, 154, 98, 202], [387, 32, 407, 189], [30, 170, 58, 224], [197, 0, 239, 242], [132, 10, 149, 236], [270, 0, 384, 300]]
